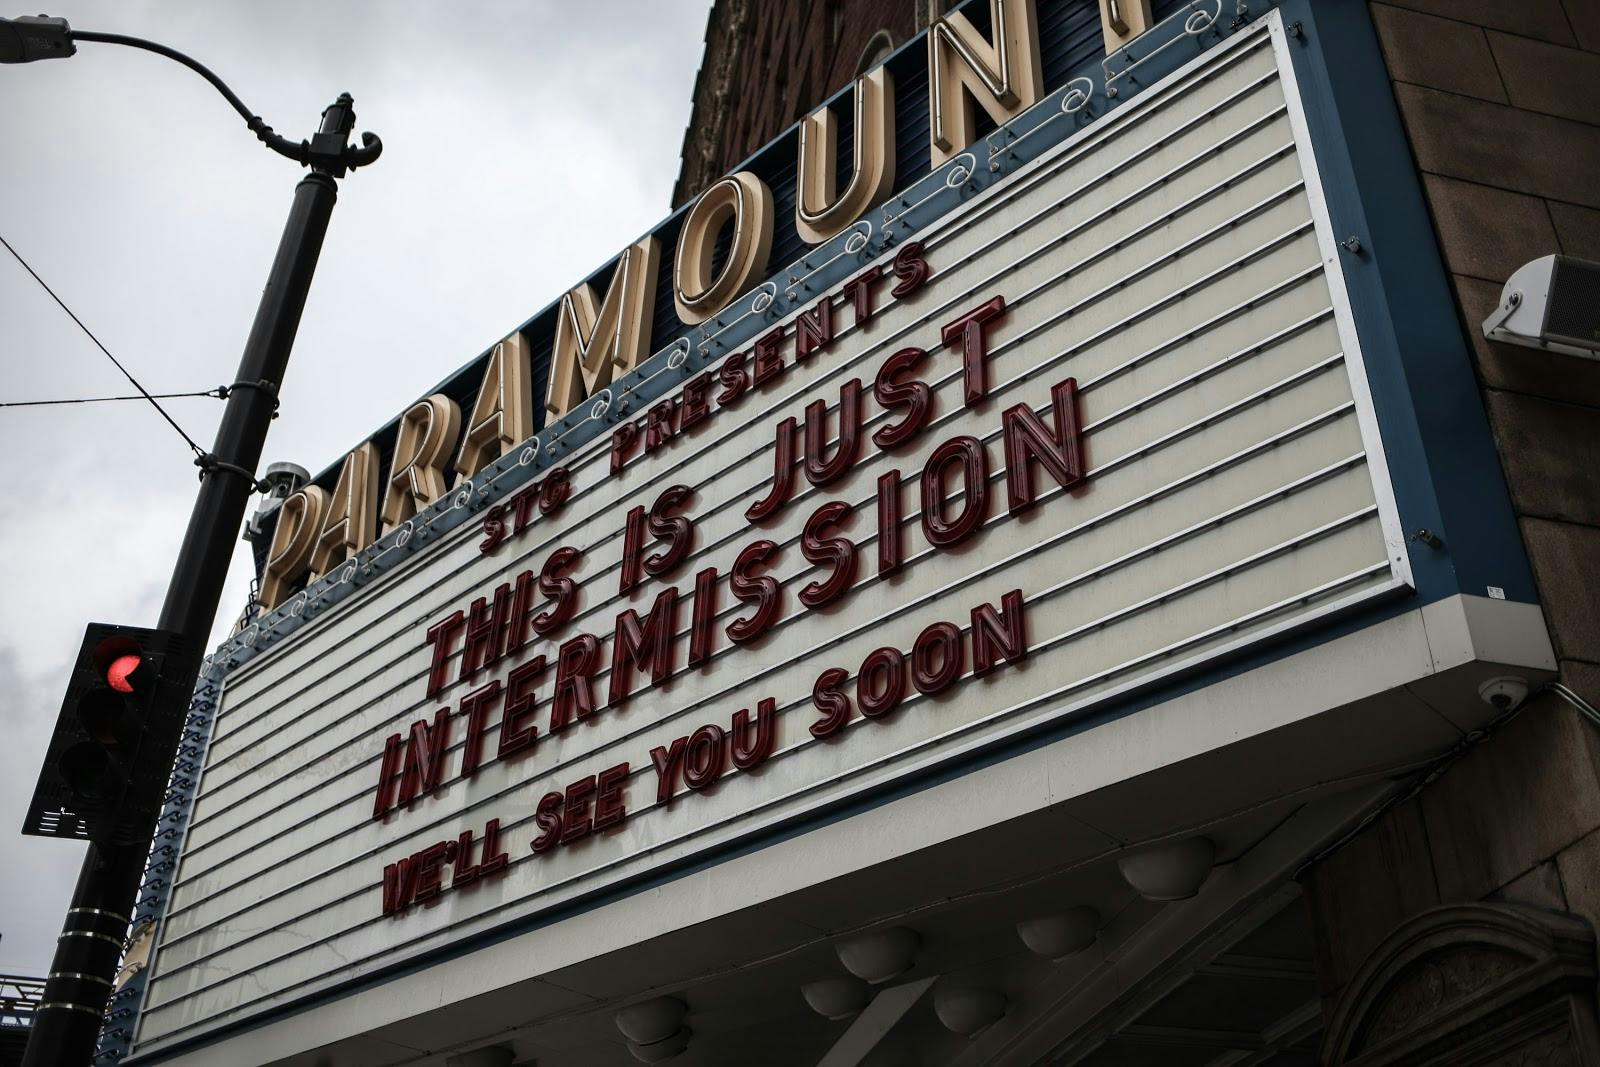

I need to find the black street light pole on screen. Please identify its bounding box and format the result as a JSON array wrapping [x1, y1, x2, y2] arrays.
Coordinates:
[[3, 16, 380, 1066]]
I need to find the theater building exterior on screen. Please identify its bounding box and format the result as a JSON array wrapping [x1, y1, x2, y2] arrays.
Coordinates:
[[97, 1, 1600, 1064]]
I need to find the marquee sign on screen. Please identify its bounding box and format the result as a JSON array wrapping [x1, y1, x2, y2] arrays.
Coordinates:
[[127, 5, 1415, 1057]]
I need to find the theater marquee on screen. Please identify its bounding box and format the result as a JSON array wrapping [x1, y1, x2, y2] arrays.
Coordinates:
[[127, 8, 1430, 1057]]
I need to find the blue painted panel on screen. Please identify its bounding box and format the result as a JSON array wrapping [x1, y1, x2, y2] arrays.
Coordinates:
[[1271, 0, 1536, 604]]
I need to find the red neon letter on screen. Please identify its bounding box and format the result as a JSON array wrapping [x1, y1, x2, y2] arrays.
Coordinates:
[[1003, 377, 1085, 513], [609, 587, 681, 707], [872, 347, 933, 450], [940, 296, 1006, 407], [810, 667, 853, 739], [550, 634, 600, 732], [921, 436, 990, 547], [746, 418, 797, 522], [799, 500, 858, 609], [727, 539, 782, 644], [424, 610, 466, 699], [972, 589, 1029, 676]]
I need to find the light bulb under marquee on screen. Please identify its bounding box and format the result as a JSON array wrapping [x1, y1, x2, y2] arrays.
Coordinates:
[[613, 996, 688, 1046], [1117, 837, 1216, 901], [1017, 907, 1100, 959], [801, 976, 873, 1019], [836, 927, 921, 984], [934, 985, 1008, 1036]]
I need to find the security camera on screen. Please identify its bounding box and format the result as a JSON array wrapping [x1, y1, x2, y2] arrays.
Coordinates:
[[1482, 255, 1600, 360], [1478, 676, 1530, 713], [243, 462, 312, 545], [259, 461, 311, 499]]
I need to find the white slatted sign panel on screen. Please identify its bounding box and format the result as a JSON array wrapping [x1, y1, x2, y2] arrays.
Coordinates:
[[138, 27, 1407, 1046]]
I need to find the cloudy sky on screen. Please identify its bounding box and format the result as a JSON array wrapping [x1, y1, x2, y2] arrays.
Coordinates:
[[0, 0, 710, 975]]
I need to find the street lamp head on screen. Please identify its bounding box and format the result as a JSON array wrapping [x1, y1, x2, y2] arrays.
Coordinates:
[[6, 19, 382, 174], [0, 15, 75, 63]]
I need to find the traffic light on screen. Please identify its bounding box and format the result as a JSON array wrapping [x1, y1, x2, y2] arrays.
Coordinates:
[[23, 623, 187, 845]]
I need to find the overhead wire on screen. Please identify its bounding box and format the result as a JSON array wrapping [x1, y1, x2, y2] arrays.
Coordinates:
[[0, 231, 207, 457], [1, 388, 228, 408]]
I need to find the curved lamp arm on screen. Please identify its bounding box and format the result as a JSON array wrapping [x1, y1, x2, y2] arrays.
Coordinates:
[[2, 16, 381, 175]]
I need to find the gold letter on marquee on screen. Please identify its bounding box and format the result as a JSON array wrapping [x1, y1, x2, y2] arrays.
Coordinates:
[[927, 0, 1044, 167], [674, 171, 774, 326], [259, 485, 329, 611], [547, 237, 661, 421], [456, 333, 534, 479], [310, 441, 380, 582], [381, 394, 462, 532], [796, 66, 896, 245]]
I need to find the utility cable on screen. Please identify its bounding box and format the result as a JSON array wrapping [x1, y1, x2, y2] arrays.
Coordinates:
[[1548, 682, 1600, 730], [0, 231, 206, 457], [1, 388, 227, 408]]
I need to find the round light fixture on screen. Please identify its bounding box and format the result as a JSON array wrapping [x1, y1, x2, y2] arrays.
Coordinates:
[[835, 927, 920, 984], [614, 996, 687, 1045], [1116, 837, 1216, 901], [1016, 906, 1100, 959], [933, 985, 1007, 1036], [801, 975, 872, 1019]]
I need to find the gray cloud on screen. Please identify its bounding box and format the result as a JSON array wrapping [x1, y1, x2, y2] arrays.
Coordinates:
[[0, 0, 710, 974]]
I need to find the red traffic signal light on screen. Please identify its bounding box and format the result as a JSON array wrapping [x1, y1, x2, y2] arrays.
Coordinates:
[[23, 623, 186, 843], [108, 652, 145, 694], [106, 654, 142, 693], [58, 636, 162, 801], [89, 635, 158, 695]]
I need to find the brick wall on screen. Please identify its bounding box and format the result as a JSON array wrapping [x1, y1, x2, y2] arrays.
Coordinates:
[[673, 0, 922, 206], [1304, 0, 1600, 1011]]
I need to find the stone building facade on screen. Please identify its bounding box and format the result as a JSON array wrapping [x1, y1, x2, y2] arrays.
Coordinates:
[[1300, 0, 1600, 1021]]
